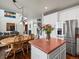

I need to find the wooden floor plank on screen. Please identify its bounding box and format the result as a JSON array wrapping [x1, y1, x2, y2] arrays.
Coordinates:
[[0, 47, 79, 59], [66, 54, 79, 59], [7, 52, 79, 59]]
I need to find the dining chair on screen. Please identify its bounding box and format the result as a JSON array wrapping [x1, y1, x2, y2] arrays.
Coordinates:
[[5, 35, 25, 59], [22, 34, 35, 54], [22, 35, 30, 54], [26, 34, 35, 53], [5, 44, 13, 59]]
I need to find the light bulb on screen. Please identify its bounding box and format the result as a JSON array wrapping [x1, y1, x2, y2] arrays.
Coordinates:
[[25, 22, 27, 24], [20, 22, 22, 24], [44, 6, 48, 10]]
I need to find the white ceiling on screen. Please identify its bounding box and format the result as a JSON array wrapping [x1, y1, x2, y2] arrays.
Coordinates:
[[0, 0, 79, 19]]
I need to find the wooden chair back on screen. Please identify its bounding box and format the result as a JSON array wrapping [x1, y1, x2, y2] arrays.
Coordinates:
[[29, 34, 35, 40], [11, 35, 24, 50]]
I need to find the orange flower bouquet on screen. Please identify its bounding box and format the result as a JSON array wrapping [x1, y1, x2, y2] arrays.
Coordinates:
[[42, 24, 54, 40]]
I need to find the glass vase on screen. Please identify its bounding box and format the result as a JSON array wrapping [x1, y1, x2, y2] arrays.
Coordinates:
[[46, 33, 50, 40]]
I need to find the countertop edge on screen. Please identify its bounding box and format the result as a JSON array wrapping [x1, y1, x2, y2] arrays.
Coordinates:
[[29, 39, 65, 54]]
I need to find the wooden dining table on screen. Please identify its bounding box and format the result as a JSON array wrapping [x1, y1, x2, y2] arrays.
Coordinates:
[[0, 35, 32, 46]]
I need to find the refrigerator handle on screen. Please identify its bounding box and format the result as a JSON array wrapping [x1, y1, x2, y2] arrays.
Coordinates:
[[64, 22, 67, 37]]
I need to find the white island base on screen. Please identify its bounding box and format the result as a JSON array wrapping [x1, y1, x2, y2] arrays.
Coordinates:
[[29, 38, 66, 59], [31, 43, 66, 59]]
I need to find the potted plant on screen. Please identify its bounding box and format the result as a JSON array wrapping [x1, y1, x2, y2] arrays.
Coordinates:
[[42, 24, 54, 40]]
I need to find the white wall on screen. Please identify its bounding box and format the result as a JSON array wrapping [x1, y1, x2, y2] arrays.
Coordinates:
[[0, 9, 38, 35], [43, 5, 79, 38], [1, 5, 79, 36], [0, 9, 24, 34], [59, 5, 79, 27], [28, 19, 37, 35], [43, 12, 58, 38]]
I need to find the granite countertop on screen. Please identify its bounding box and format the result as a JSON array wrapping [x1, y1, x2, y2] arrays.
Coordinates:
[[29, 38, 65, 54]]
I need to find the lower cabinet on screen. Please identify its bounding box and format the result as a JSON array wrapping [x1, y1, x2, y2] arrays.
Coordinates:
[[31, 43, 66, 59], [31, 45, 48, 59], [48, 43, 66, 59], [59, 48, 66, 59]]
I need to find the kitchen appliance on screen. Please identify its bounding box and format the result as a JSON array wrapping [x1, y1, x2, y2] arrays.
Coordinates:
[[56, 22, 64, 39], [63, 20, 78, 56]]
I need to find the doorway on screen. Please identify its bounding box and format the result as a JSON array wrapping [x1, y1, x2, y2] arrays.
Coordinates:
[[25, 24, 28, 34]]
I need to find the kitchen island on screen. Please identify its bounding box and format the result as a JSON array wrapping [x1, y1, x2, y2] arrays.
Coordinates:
[[29, 38, 66, 59]]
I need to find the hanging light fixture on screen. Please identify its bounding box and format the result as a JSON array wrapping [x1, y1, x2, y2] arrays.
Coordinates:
[[13, 0, 16, 3], [12, 0, 24, 24]]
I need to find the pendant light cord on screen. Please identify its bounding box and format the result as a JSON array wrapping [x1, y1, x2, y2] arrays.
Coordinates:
[[12, 0, 24, 22]]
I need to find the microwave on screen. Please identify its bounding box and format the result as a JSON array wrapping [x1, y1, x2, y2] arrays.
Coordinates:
[[57, 28, 62, 35]]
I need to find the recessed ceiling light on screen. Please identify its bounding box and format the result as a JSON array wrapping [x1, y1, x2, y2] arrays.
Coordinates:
[[44, 6, 48, 10]]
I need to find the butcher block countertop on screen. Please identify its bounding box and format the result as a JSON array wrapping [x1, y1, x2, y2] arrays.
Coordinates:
[[29, 38, 65, 54]]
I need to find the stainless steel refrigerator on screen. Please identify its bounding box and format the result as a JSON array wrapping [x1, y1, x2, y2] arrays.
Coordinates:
[[63, 20, 78, 56]]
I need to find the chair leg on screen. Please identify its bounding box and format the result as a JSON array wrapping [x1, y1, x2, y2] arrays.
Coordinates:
[[5, 54, 8, 59], [5, 51, 9, 59], [5, 57, 7, 59], [13, 51, 15, 59], [22, 48, 25, 56], [26, 45, 28, 54], [5, 54, 7, 59]]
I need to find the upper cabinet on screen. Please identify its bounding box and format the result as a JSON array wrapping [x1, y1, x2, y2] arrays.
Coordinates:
[[59, 7, 77, 22], [59, 6, 79, 27], [42, 5, 79, 37], [43, 12, 58, 27], [43, 5, 79, 26], [43, 12, 58, 37]]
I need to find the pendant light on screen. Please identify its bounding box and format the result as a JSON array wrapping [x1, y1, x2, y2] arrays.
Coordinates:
[[12, 0, 24, 24]]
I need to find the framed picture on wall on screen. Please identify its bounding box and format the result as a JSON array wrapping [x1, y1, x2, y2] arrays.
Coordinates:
[[6, 23, 15, 31], [4, 11, 16, 18]]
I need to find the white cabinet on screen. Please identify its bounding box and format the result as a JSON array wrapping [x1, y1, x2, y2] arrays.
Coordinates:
[[59, 6, 79, 27], [31, 45, 47, 59], [43, 12, 58, 26], [48, 45, 60, 59], [59, 6, 77, 22], [49, 54, 60, 59], [43, 12, 58, 37], [56, 22, 64, 39], [48, 43, 66, 59], [31, 43, 66, 59], [60, 49, 66, 59]]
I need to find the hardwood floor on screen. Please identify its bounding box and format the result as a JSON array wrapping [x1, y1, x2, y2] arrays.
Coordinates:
[[7, 52, 79, 59], [66, 54, 79, 59], [0, 48, 79, 59], [7, 52, 31, 59]]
